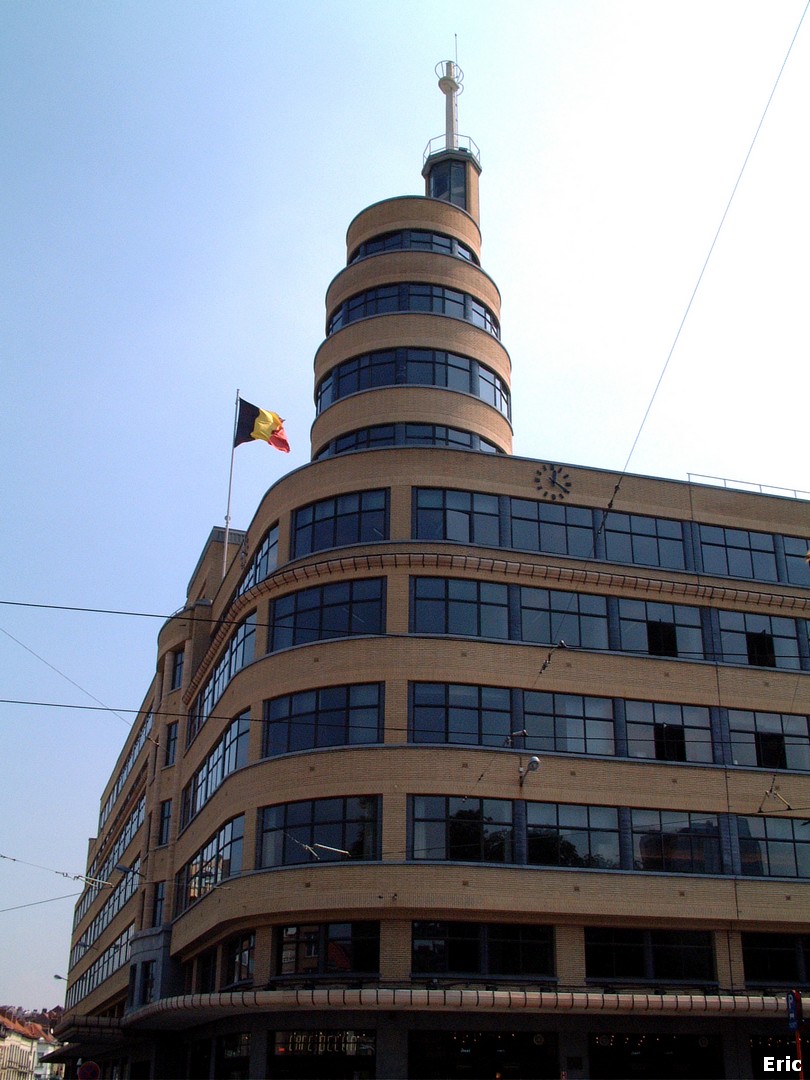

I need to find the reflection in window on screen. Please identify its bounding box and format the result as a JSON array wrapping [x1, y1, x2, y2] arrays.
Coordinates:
[[411, 796, 513, 862], [222, 932, 255, 988], [527, 803, 620, 869], [275, 922, 380, 978], [258, 797, 380, 867], [263, 684, 383, 756], [739, 816, 810, 878], [631, 810, 721, 874], [181, 713, 250, 827], [174, 817, 244, 914]]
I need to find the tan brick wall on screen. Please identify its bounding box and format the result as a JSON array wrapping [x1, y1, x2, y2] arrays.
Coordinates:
[[310, 385, 513, 458], [345, 197, 481, 258], [325, 251, 500, 320]]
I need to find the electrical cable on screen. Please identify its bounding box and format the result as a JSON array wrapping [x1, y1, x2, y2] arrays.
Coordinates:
[[0, 892, 83, 914], [0, 625, 132, 730]]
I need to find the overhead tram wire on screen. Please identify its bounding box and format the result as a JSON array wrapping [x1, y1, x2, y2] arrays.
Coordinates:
[[603, 0, 809, 508], [0, 624, 134, 731], [535, 2, 810, 675]]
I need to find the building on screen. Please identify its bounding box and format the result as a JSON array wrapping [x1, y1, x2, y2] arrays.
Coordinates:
[[0, 1013, 62, 1080], [55, 62, 809, 1079]]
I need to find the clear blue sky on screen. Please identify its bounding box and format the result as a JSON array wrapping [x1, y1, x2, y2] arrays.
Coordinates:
[[1, 0, 808, 1008]]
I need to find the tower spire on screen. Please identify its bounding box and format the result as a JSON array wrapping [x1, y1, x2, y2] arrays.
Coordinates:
[[436, 60, 462, 152]]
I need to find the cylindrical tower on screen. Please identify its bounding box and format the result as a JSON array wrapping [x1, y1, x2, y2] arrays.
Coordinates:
[[310, 61, 512, 462]]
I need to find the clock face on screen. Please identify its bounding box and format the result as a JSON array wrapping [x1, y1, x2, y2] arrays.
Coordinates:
[[534, 463, 573, 501]]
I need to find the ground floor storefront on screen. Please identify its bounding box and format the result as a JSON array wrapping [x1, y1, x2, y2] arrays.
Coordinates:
[[56, 1007, 806, 1079]]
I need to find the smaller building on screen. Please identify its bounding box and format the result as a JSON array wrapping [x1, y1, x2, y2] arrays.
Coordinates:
[[0, 1014, 62, 1080]]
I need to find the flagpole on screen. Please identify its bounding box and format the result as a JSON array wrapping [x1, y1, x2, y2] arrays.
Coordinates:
[[222, 388, 240, 579]]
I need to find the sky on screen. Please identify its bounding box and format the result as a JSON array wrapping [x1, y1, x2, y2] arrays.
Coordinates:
[[1, 0, 808, 1009]]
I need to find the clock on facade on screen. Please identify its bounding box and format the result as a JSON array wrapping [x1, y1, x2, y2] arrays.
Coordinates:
[[535, 463, 573, 501]]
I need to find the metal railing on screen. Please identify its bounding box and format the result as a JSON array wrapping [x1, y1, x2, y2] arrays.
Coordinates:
[[687, 473, 809, 500]]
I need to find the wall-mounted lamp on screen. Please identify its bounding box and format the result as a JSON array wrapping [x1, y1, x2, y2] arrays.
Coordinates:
[[518, 756, 541, 788], [114, 862, 146, 877]]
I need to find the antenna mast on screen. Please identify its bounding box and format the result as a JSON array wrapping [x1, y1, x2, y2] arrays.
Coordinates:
[[436, 60, 463, 151]]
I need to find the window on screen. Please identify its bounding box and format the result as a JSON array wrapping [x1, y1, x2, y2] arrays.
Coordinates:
[[414, 488, 501, 546], [618, 600, 704, 660], [520, 587, 609, 650], [139, 960, 156, 1005], [188, 614, 256, 744], [292, 490, 388, 558], [625, 701, 712, 764], [410, 683, 512, 747], [527, 803, 620, 869], [164, 722, 178, 767], [151, 882, 165, 927], [429, 160, 467, 208], [631, 810, 722, 874], [157, 800, 172, 846], [523, 692, 615, 756], [259, 797, 380, 868], [409, 683, 615, 757], [742, 932, 810, 987], [316, 424, 501, 459], [237, 524, 279, 597], [412, 578, 509, 639], [510, 500, 593, 559], [585, 928, 714, 985], [327, 283, 498, 338], [275, 923, 380, 978], [269, 579, 385, 652], [604, 513, 685, 570], [264, 683, 383, 756], [728, 710, 810, 771], [718, 611, 801, 670], [223, 932, 255, 988], [181, 713, 250, 827], [349, 229, 477, 265], [316, 345, 508, 415], [170, 650, 184, 691], [98, 712, 153, 829], [412, 922, 554, 979], [197, 947, 217, 993], [784, 535, 810, 586], [411, 796, 513, 863], [699, 525, 778, 582], [738, 815, 810, 878], [411, 577, 609, 651], [174, 816, 244, 914]]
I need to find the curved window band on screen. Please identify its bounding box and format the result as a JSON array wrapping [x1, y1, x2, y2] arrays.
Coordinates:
[[328, 284, 500, 339], [349, 229, 478, 266], [315, 424, 503, 460], [316, 348, 510, 419]]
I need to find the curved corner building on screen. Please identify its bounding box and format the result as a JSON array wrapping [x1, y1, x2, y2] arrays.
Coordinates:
[[57, 63, 809, 1080]]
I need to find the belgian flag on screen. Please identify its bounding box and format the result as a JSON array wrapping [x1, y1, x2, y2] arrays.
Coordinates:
[[234, 399, 290, 453]]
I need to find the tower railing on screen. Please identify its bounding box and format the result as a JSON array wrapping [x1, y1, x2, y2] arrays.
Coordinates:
[[423, 134, 481, 165]]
